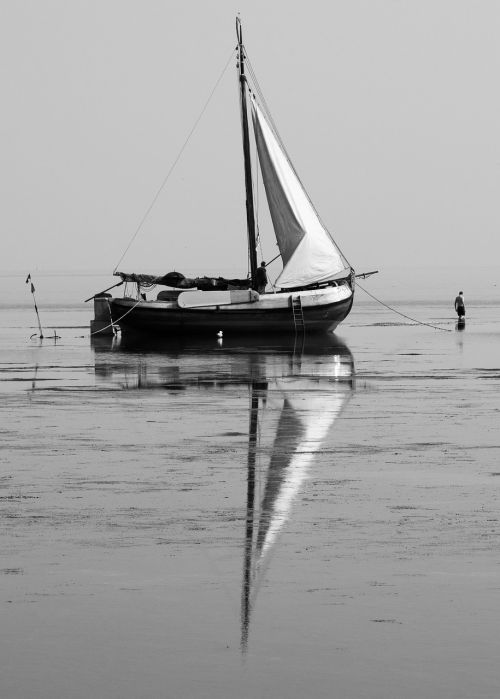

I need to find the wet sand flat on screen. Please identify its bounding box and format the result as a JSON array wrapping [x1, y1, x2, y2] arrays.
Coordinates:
[[1, 300, 500, 699]]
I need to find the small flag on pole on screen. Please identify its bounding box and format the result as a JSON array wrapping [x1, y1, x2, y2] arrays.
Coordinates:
[[25, 273, 44, 339]]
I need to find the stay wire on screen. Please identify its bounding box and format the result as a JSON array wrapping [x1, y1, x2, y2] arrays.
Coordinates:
[[251, 121, 265, 264], [113, 47, 237, 273], [356, 282, 452, 332]]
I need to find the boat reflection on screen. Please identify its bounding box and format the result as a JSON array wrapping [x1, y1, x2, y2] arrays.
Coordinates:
[[91, 333, 353, 389], [91, 332, 355, 652]]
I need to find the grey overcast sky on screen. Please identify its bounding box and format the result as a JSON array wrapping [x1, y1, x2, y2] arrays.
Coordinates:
[[1, 0, 499, 276]]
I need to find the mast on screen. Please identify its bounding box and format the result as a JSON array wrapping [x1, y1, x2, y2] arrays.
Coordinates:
[[236, 17, 258, 286]]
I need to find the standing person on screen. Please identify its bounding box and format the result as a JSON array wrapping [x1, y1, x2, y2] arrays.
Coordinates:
[[454, 291, 465, 319], [255, 261, 268, 294]]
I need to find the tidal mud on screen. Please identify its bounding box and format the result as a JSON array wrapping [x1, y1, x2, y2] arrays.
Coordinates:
[[1, 301, 500, 699]]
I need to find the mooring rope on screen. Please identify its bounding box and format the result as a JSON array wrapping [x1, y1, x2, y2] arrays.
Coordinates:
[[356, 282, 452, 332], [113, 47, 237, 273], [89, 297, 143, 336], [90, 283, 452, 336]]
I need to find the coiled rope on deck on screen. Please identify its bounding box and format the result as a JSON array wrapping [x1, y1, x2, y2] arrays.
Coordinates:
[[356, 282, 452, 332]]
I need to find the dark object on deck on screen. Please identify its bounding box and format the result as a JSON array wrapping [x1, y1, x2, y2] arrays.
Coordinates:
[[255, 262, 268, 293], [115, 271, 251, 291]]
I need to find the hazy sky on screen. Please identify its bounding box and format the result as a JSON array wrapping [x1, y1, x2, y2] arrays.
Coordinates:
[[2, 0, 499, 277]]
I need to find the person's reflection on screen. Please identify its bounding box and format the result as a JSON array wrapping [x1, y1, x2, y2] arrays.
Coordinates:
[[455, 323, 465, 352]]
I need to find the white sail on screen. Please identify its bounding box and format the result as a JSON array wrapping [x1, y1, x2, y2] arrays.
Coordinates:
[[251, 100, 349, 289]]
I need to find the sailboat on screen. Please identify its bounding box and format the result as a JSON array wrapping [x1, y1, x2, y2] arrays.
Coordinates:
[[95, 19, 355, 336]]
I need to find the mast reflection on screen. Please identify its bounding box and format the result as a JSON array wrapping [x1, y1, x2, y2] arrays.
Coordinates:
[[91, 332, 354, 652], [239, 343, 354, 652]]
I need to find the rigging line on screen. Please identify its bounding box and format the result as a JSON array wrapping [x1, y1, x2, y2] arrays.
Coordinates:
[[251, 126, 265, 263], [244, 54, 281, 144], [113, 46, 237, 274], [245, 52, 352, 269], [356, 283, 452, 332], [89, 297, 143, 336]]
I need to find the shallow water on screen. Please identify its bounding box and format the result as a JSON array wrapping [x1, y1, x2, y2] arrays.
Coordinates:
[[1, 272, 500, 698]]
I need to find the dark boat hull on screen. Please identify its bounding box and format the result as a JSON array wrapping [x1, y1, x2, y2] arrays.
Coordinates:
[[109, 292, 353, 336]]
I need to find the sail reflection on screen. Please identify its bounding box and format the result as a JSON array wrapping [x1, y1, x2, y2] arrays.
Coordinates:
[[91, 333, 354, 651], [241, 352, 353, 652]]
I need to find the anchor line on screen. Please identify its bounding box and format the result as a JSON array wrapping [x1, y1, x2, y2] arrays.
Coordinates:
[[356, 283, 452, 332], [90, 298, 143, 336]]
